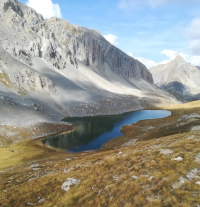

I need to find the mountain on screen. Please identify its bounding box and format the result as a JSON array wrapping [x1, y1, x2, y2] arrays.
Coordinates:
[[196, 66, 200, 70], [150, 55, 200, 101], [0, 0, 178, 143]]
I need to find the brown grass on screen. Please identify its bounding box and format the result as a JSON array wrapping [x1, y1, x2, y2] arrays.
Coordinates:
[[0, 101, 200, 206]]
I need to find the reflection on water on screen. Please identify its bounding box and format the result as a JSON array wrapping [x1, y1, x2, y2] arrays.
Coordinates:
[[42, 110, 171, 152]]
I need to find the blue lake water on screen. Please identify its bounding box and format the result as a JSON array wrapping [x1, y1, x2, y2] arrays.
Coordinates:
[[42, 110, 171, 153]]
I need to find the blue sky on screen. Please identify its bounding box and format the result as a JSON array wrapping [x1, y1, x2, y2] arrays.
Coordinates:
[[20, 0, 200, 68]]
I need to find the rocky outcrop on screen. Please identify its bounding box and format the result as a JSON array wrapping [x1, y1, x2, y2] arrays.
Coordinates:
[[0, 0, 152, 83], [150, 56, 200, 101], [45, 18, 153, 83]]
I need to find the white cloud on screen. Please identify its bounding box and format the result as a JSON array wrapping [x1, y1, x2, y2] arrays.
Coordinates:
[[161, 50, 178, 60], [26, 0, 62, 19], [103, 34, 119, 46], [187, 18, 200, 55], [128, 50, 200, 69], [161, 50, 200, 66], [160, 50, 200, 66], [128, 52, 157, 69]]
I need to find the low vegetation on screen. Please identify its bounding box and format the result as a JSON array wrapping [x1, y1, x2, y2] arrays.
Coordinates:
[[0, 101, 200, 206]]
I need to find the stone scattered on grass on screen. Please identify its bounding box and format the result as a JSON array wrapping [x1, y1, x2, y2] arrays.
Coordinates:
[[65, 158, 71, 161], [61, 178, 80, 191], [38, 199, 45, 204], [132, 175, 138, 180], [196, 154, 200, 163], [29, 164, 39, 169], [121, 139, 137, 147], [27, 203, 34, 206], [187, 135, 195, 140], [64, 167, 74, 174], [191, 125, 200, 132], [149, 176, 154, 181], [195, 182, 200, 185], [186, 168, 199, 180], [171, 157, 183, 161], [32, 168, 41, 171], [159, 149, 173, 155], [172, 177, 187, 189]]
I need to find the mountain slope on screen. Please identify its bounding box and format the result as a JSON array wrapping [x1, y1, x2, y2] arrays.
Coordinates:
[[150, 55, 200, 101], [0, 0, 178, 143]]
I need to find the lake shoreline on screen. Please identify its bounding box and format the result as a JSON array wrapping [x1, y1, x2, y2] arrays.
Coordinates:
[[42, 109, 171, 153], [1, 100, 200, 171]]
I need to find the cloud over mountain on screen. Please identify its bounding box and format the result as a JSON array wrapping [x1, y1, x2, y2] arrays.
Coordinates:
[[26, 0, 62, 19], [187, 18, 200, 55], [103, 34, 119, 46]]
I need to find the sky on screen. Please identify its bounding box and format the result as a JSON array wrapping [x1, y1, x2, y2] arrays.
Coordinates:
[[20, 0, 200, 68]]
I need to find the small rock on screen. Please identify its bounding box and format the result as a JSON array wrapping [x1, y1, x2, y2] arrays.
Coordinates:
[[4, 190, 7, 193], [65, 158, 71, 161], [159, 149, 173, 155], [61, 178, 80, 191], [32, 168, 41, 171], [64, 167, 74, 174], [29, 164, 39, 169], [149, 176, 154, 181], [179, 176, 187, 184], [167, 154, 171, 157], [186, 168, 199, 180], [99, 190, 103, 194], [195, 181, 200, 185], [27, 203, 34, 206], [171, 157, 183, 161], [132, 175, 138, 179], [38, 199, 45, 204]]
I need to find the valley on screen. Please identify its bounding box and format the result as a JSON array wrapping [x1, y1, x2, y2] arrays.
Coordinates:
[[0, 101, 200, 206], [0, 0, 200, 206]]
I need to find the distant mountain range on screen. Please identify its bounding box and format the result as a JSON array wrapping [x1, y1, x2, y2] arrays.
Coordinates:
[[150, 55, 200, 101]]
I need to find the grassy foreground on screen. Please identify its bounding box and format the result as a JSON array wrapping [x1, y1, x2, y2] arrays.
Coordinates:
[[0, 101, 200, 206]]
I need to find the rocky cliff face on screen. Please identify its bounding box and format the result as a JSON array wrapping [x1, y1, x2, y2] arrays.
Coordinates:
[[0, 0, 153, 83], [150, 56, 200, 101], [0, 0, 178, 132]]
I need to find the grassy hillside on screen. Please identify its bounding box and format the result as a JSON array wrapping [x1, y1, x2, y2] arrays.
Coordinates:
[[0, 101, 200, 207]]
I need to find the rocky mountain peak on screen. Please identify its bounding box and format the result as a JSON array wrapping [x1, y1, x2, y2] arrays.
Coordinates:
[[0, 0, 23, 16], [151, 54, 200, 101], [174, 55, 185, 62]]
